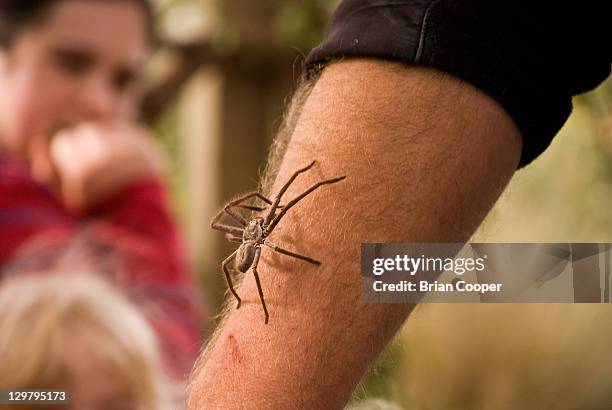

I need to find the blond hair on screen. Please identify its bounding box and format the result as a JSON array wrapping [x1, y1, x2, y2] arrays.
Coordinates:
[[0, 272, 179, 410]]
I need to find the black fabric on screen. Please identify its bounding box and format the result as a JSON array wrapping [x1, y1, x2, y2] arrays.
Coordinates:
[[305, 0, 612, 168]]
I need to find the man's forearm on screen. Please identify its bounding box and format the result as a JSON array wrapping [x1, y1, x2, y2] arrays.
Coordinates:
[[188, 59, 521, 409]]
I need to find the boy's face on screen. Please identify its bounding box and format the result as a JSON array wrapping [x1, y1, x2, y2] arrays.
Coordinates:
[[0, 0, 148, 155]]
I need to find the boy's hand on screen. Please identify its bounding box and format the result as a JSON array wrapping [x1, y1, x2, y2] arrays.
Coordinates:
[[30, 122, 164, 213]]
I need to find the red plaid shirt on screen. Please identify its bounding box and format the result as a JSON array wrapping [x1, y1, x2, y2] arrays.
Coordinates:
[[0, 154, 204, 380]]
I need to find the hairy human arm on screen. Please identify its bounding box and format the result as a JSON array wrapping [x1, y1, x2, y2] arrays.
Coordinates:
[[188, 59, 522, 409]]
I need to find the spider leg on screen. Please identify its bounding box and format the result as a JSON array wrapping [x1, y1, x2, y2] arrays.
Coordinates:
[[223, 192, 277, 225], [222, 250, 242, 309], [266, 242, 321, 265], [266, 175, 346, 233], [238, 192, 274, 204], [223, 205, 248, 226], [235, 203, 285, 212], [264, 160, 316, 226], [211, 208, 244, 236], [212, 198, 268, 236], [226, 234, 243, 243], [236, 204, 267, 212], [251, 247, 269, 324]]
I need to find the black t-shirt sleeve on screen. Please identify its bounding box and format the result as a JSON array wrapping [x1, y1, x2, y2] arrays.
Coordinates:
[[305, 0, 612, 168]]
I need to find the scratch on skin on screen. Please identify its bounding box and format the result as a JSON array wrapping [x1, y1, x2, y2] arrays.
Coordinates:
[[228, 333, 242, 364]]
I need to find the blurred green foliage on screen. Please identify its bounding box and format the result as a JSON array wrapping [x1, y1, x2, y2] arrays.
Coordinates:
[[154, 0, 339, 47], [272, 0, 340, 50]]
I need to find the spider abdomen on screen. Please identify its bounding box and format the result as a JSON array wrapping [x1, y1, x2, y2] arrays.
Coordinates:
[[236, 243, 256, 273]]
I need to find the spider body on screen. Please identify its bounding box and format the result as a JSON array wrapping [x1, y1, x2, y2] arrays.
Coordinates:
[[236, 242, 257, 273], [236, 218, 265, 272], [211, 160, 345, 324], [242, 218, 264, 242]]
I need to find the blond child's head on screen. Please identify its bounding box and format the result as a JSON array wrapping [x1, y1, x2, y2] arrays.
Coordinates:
[[0, 272, 179, 410]]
